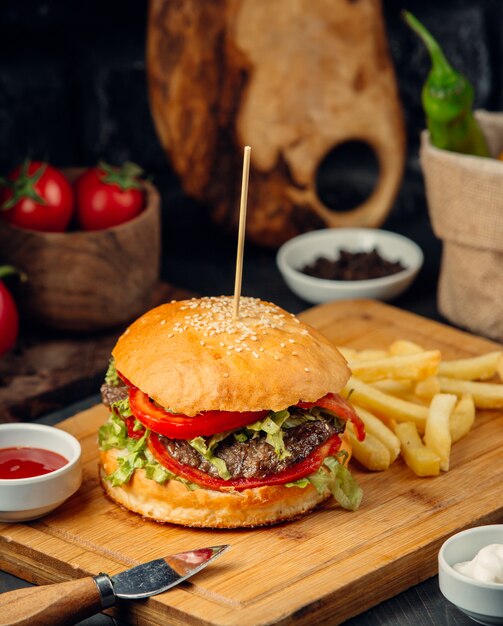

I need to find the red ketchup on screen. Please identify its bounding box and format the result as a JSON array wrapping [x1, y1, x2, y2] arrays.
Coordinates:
[[0, 447, 68, 479]]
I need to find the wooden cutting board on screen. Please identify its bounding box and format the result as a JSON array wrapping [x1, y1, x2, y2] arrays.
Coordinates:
[[1, 299, 503, 626]]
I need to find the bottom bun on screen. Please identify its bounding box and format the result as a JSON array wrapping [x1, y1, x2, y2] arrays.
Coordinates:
[[99, 439, 351, 528]]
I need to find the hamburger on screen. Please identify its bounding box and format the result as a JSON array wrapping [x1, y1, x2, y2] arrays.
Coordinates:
[[98, 296, 365, 528]]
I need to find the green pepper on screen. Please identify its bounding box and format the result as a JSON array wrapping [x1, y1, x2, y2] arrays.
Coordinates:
[[403, 10, 489, 157]]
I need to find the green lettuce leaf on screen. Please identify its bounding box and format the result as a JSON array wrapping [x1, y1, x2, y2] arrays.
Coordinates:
[[246, 409, 292, 460], [104, 358, 120, 387], [99, 412, 200, 489], [286, 455, 363, 511], [110, 397, 133, 419], [106, 429, 150, 487], [98, 411, 129, 450], [189, 434, 231, 479]]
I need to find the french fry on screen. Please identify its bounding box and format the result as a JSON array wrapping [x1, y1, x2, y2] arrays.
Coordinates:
[[349, 350, 441, 383], [424, 393, 456, 471], [415, 376, 441, 400], [350, 349, 389, 362], [346, 424, 391, 471], [343, 376, 429, 431], [438, 351, 503, 381], [337, 340, 500, 478], [496, 355, 503, 381], [388, 340, 425, 356], [450, 393, 476, 443], [353, 404, 401, 463], [372, 379, 414, 397], [395, 422, 440, 477], [336, 346, 358, 362], [437, 376, 503, 409]]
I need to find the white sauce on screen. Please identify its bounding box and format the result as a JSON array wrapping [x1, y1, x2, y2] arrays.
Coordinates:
[[454, 544, 503, 583]]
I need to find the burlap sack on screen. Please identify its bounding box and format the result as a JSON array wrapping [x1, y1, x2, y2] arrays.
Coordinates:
[[420, 110, 503, 340]]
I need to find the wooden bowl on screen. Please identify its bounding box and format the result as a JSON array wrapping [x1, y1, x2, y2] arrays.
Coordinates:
[[0, 170, 161, 333]]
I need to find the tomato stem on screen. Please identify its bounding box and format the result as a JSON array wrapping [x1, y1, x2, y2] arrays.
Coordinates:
[[0, 160, 46, 210], [98, 161, 144, 191]]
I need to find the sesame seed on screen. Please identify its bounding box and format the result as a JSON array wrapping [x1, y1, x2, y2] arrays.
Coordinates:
[[159, 297, 298, 348], [252, 351, 260, 358], [200, 340, 206, 346], [168, 333, 174, 338], [292, 351, 298, 356], [223, 372, 229, 378], [280, 342, 286, 348], [304, 367, 310, 372], [289, 339, 295, 343]]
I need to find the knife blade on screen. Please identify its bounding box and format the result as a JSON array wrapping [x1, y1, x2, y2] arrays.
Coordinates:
[[0, 544, 230, 626]]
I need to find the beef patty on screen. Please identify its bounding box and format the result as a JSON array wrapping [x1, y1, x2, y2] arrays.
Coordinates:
[[160, 418, 343, 480], [101, 381, 128, 407]]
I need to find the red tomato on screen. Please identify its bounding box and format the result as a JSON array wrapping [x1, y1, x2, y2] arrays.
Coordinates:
[[148, 432, 342, 491], [298, 393, 366, 442], [0, 161, 73, 232], [124, 415, 145, 440], [129, 387, 268, 440], [75, 161, 145, 231], [0, 267, 19, 356]]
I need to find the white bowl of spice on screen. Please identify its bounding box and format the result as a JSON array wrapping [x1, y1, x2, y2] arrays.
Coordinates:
[[0, 423, 82, 522], [276, 228, 424, 304]]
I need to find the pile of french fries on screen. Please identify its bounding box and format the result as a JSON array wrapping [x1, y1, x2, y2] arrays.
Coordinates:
[[337, 340, 503, 477]]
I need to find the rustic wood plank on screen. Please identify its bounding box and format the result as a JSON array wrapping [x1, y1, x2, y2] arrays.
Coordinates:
[[0, 282, 195, 423], [1, 300, 502, 625], [147, 0, 405, 246]]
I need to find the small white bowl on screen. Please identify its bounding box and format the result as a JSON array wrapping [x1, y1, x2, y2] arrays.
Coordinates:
[[439, 525, 503, 625], [0, 423, 82, 522], [276, 228, 424, 304]]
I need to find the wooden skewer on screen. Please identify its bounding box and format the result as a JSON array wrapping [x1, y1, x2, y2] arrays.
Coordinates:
[[233, 146, 251, 320]]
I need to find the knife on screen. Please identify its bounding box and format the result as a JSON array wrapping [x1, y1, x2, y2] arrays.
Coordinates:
[[0, 544, 229, 626]]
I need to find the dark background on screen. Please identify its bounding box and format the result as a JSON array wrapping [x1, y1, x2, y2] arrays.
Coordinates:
[[0, 0, 501, 318]]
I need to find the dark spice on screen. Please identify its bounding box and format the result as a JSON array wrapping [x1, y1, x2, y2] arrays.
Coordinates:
[[300, 248, 406, 281]]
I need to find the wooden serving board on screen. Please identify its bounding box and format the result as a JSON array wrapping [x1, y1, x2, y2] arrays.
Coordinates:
[[1, 299, 503, 626]]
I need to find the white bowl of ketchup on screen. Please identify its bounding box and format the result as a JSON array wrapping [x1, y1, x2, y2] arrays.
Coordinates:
[[0, 423, 82, 522]]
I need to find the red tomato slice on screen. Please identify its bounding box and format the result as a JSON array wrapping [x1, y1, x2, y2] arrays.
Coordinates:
[[148, 432, 341, 491], [129, 388, 268, 440], [297, 393, 366, 442], [118, 371, 134, 388], [124, 415, 145, 439]]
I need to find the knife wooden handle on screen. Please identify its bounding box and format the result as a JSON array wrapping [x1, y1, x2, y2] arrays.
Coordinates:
[[0, 576, 108, 626]]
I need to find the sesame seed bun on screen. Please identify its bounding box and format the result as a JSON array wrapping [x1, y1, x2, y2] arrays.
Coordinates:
[[112, 296, 350, 416]]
